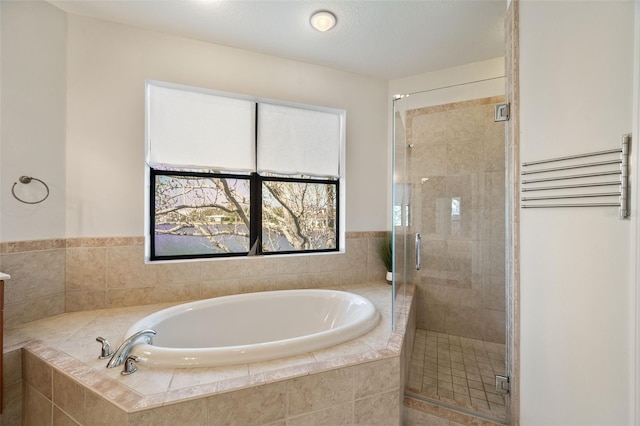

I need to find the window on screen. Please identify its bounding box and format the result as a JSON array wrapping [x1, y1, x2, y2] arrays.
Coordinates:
[[145, 81, 345, 261], [261, 177, 338, 253], [151, 171, 251, 258]]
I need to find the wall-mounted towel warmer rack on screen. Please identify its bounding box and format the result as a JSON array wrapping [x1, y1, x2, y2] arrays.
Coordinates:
[[521, 134, 631, 219]]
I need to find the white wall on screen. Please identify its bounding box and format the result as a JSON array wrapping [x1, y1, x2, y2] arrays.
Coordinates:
[[65, 15, 388, 238], [519, 1, 636, 424], [0, 1, 67, 242], [388, 57, 505, 99]]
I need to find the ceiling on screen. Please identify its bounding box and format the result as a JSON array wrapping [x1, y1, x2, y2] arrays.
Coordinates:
[[48, 0, 507, 80]]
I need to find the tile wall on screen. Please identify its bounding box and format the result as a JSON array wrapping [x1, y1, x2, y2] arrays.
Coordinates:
[[2, 349, 22, 425], [0, 239, 66, 327], [0, 233, 389, 424], [407, 97, 506, 344], [0, 232, 388, 327], [22, 345, 402, 426]]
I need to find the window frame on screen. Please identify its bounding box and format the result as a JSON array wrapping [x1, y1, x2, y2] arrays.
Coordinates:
[[260, 174, 340, 256], [150, 168, 253, 261], [149, 169, 340, 261], [144, 81, 346, 263]]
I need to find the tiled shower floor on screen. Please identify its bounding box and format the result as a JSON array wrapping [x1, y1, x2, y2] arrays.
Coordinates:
[[407, 329, 507, 420]]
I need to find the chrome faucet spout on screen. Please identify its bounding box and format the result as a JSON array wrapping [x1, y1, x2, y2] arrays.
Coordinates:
[[106, 329, 156, 368]]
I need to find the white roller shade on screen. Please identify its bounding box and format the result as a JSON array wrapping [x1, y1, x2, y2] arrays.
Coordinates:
[[257, 103, 342, 177], [147, 82, 255, 171]]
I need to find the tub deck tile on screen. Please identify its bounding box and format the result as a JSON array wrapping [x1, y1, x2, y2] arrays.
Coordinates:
[[7, 282, 410, 415], [248, 352, 316, 375], [168, 364, 249, 394], [261, 363, 310, 382], [160, 382, 218, 406]]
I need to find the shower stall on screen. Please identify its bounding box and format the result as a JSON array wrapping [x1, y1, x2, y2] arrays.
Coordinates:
[[392, 78, 510, 422]]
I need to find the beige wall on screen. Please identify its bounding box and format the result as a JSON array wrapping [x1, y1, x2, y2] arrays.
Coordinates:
[[387, 58, 505, 324], [408, 97, 506, 344], [0, 233, 387, 327], [388, 59, 506, 345], [0, 240, 66, 326]]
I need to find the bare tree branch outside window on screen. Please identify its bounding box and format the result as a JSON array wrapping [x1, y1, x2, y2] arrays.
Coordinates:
[[153, 174, 251, 256], [153, 172, 337, 257], [262, 180, 336, 252]]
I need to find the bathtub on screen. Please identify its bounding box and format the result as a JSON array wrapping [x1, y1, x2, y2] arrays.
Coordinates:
[[127, 289, 380, 368]]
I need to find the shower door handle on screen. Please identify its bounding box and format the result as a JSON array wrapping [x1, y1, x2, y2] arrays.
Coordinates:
[[415, 233, 421, 270]]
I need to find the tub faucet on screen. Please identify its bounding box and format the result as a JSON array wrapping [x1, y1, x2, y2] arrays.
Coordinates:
[[121, 355, 140, 375], [106, 329, 156, 369], [95, 336, 113, 359]]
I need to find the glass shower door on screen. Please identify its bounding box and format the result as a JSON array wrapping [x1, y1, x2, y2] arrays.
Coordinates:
[[391, 95, 413, 331], [392, 79, 509, 422]]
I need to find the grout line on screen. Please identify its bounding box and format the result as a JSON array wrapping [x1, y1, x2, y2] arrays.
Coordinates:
[[408, 329, 507, 419]]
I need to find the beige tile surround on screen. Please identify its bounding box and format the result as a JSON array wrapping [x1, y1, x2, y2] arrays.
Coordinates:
[[0, 239, 66, 327], [0, 232, 388, 328], [406, 97, 507, 344], [5, 282, 413, 425], [0, 232, 392, 424]]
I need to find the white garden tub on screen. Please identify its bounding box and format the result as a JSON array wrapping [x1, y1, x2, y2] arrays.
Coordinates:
[[128, 289, 379, 368]]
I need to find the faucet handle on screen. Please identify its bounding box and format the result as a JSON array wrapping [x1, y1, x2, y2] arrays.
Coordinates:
[[121, 355, 140, 375], [96, 337, 113, 359]]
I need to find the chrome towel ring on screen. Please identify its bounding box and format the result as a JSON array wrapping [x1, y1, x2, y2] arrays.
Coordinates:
[[11, 176, 50, 204]]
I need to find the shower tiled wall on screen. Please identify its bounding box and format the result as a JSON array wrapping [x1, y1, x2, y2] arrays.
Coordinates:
[[407, 96, 506, 344], [0, 232, 388, 327]]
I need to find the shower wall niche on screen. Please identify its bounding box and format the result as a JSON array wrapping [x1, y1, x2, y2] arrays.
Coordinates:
[[407, 96, 506, 344]]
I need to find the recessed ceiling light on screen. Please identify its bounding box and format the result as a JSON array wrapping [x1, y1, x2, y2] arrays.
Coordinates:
[[310, 11, 337, 32]]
